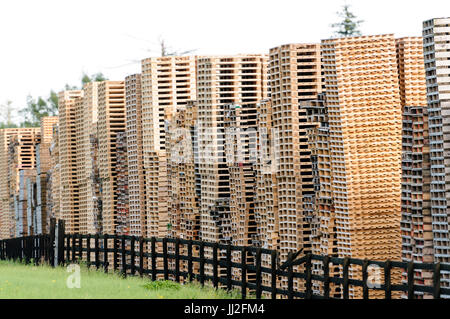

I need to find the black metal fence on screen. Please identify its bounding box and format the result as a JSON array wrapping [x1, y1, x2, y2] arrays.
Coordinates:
[[1, 219, 450, 299]]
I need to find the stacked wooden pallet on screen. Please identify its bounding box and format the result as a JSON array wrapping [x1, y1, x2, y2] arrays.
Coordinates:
[[125, 74, 146, 237], [0, 129, 38, 239], [89, 131, 102, 234], [141, 56, 197, 241], [34, 117, 57, 235], [97, 81, 126, 235], [166, 101, 202, 241], [76, 82, 100, 235], [6, 129, 40, 237], [47, 124, 61, 229], [397, 37, 432, 298], [58, 90, 83, 234], [116, 132, 129, 235], [322, 34, 403, 298]]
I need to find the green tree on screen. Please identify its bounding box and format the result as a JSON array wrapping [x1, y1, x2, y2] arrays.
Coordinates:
[[331, 4, 364, 37], [82, 72, 107, 85], [0, 100, 19, 128], [19, 72, 108, 127]]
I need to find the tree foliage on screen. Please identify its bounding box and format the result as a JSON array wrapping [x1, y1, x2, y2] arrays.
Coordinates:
[[18, 72, 108, 127], [0, 100, 19, 128], [331, 4, 364, 38]]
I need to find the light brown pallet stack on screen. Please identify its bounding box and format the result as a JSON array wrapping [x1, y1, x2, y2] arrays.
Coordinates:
[[196, 54, 268, 284], [40, 116, 59, 143], [269, 44, 322, 292], [141, 56, 197, 239], [35, 116, 58, 234], [166, 106, 186, 239], [6, 129, 40, 237], [0, 129, 39, 239], [26, 174, 37, 236], [166, 101, 201, 240], [254, 99, 281, 291], [254, 99, 277, 249], [59, 90, 83, 234], [301, 95, 342, 297], [125, 74, 146, 237], [116, 132, 129, 235], [89, 128, 102, 234], [47, 124, 61, 229], [423, 17, 450, 296], [97, 81, 126, 235], [76, 82, 100, 235], [322, 34, 403, 298], [397, 37, 432, 298]]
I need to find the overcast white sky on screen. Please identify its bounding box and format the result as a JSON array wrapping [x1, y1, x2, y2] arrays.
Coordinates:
[[1, 0, 449, 123]]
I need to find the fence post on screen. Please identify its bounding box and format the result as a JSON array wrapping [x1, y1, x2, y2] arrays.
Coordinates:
[[71, 234, 76, 263], [384, 260, 392, 299], [271, 250, 277, 300], [130, 236, 136, 276], [306, 253, 312, 299], [121, 235, 127, 277], [287, 252, 294, 300], [163, 238, 168, 280], [175, 238, 180, 283], [95, 234, 99, 270], [78, 233, 82, 263], [226, 244, 232, 291], [188, 240, 193, 282], [199, 241, 205, 287], [87, 234, 91, 267], [104, 234, 109, 273], [407, 261, 414, 299], [139, 237, 144, 278], [241, 246, 247, 299], [256, 248, 262, 299], [213, 243, 219, 289], [151, 237, 157, 281], [58, 220, 65, 266], [323, 256, 330, 298], [113, 236, 118, 272], [66, 233, 70, 264], [49, 218, 56, 267], [343, 257, 350, 299], [362, 259, 369, 299], [434, 262, 441, 299]]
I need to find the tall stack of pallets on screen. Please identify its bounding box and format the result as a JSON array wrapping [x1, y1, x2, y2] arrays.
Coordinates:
[[97, 81, 126, 234], [58, 90, 83, 234], [0, 129, 39, 239], [6, 129, 40, 237], [322, 34, 403, 298], [196, 54, 268, 283], [254, 99, 281, 291], [89, 129, 102, 234], [141, 56, 197, 239], [77, 82, 100, 235], [35, 116, 58, 234], [166, 101, 202, 240], [422, 17, 450, 293], [301, 95, 341, 297], [397, 37, 433, 298], [47, 124, 61, 228], [268, 44, 323, 291], [116, 132, 129, 235], [125, 74, 146, 237]]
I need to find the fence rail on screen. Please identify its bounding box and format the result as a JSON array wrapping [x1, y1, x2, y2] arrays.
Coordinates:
[[1, 219, 450, 299]]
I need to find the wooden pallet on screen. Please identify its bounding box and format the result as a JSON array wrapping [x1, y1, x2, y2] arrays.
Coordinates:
[[97, 81, 126, 235], [125, 74, 146, 237]]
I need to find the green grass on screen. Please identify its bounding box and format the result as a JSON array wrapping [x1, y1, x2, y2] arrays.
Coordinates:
[[0, 260, 242, 299]]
